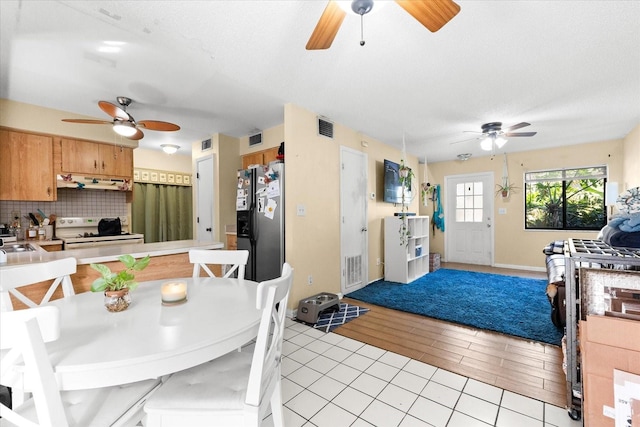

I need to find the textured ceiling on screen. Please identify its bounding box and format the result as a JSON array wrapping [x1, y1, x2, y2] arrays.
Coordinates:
[[1, 0, 639, 162]]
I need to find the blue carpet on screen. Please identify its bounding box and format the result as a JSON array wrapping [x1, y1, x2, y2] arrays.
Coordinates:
[[346, 269, 562, 346]]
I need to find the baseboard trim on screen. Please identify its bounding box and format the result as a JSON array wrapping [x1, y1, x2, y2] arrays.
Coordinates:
[[493, 263, 546, 272]]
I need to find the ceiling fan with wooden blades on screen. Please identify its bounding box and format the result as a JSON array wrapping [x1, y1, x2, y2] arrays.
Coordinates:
[[306, 0, 461, 50], [451, 122, 537, 151], [62, 96, 180, 140]]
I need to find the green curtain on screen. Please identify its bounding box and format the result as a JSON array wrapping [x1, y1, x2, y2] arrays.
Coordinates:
[[131, 183, 193, 243]]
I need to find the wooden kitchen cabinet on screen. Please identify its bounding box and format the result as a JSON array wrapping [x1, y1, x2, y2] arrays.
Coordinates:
[[58, 138, 133, 179], [0, 129, 56, 201], [226, 233, 237, 250], [241, 147, 280, 169], [101, 144, 133, 178]]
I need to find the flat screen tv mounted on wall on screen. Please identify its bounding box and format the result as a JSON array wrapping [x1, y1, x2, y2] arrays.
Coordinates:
[[383, 159, 412, 204]]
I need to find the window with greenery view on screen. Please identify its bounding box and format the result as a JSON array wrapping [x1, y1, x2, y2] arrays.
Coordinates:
[[525, 166, 608, 230]]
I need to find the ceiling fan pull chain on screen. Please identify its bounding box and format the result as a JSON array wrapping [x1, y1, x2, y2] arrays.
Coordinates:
[[360, 14, 365, 46]]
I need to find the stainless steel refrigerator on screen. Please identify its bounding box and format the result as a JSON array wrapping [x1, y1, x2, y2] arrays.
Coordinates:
[[236, 162, 285, 282]]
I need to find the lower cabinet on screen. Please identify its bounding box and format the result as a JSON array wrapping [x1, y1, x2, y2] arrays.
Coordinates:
[[226, 233, 237, 250], [384, 216, 430, 283]]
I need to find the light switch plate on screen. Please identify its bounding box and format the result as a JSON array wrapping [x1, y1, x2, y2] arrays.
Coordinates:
[[297, 204, 306, 216], [498, 208, 507, 215]]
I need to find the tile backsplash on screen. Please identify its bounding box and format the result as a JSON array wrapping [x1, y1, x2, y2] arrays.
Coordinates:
[[0, 189, 128, 225]]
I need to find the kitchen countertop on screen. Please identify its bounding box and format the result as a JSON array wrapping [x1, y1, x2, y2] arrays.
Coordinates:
[[0, 240, 224, 267]]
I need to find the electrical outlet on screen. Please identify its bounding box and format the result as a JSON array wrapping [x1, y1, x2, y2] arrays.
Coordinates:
[[307, 275, 313, 285], [377, 258, 381, 266]]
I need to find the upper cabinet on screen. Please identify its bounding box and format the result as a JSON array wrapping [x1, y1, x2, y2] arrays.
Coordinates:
[[57, 138, 133, 179], [241, 147, 280, 169], [0, 129, 56, 201]]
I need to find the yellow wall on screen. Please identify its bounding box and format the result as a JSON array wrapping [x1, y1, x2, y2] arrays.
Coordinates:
[[191, 134, 241, 244], [622, 123, 640, 190], [420, 139, 625, 270], [283, 103, 419, 307], [238, 124, 284, 155], [133, 148, 192, 173]]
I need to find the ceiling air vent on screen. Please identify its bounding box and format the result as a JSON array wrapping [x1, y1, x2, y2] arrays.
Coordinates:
[[249, 132, 263, 147], [318, 117, 334, 139]]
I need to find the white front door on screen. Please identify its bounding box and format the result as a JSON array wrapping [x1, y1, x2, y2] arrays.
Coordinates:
[[445, 172, 493, 265], [196, 156, 214, 242], [340, 146, 368, 294]]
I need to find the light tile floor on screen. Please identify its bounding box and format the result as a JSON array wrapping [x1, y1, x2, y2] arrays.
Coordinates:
[[262, 319, 583, 427]]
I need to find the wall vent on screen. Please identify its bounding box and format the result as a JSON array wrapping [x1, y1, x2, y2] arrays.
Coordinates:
[[344, 255, 363, 288], [201, 138, 212, 151], [249, 132, 263, 147], [318, 117, 334, 139]]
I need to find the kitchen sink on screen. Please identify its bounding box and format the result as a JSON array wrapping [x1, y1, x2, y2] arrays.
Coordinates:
[[1, 243, 37, 253]]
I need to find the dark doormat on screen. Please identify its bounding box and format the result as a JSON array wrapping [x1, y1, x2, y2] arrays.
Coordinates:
[[296, 302, 369, 333]]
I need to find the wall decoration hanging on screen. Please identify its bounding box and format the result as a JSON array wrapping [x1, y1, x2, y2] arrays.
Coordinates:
[[495, 153, 517, 198]]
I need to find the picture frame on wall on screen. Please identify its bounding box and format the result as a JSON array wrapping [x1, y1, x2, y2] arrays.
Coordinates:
[[159, 173, 167, 183], [134, 170, 140, 181], [168, 174, 175, 183], [151, 172, 158, 182], [184, 175, 191, 185], [176, 175, 183, 184], [141, 171, 150, 181]]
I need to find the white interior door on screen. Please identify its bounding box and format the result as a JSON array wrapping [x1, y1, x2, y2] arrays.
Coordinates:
[[196, 156, 214, 242], [445, 172, 493, 265], [340, 146, 368, 294]]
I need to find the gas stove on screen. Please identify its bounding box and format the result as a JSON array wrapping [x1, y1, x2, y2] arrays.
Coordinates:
[[56, 217, 144, 249]]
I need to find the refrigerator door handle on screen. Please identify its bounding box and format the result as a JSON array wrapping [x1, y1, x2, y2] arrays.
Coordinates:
[[249, 206, 257, 243]]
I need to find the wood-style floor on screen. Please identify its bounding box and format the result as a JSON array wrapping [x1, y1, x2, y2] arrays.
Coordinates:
[[336, 262, 567, 409]]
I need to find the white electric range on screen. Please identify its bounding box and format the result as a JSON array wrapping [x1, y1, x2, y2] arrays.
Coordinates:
[[56, 217, 144, 250]]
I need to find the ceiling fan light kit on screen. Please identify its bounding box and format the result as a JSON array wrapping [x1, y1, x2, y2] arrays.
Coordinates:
[[161, 144, 180, 155], [113, 121, 137, 137], [480, 137, 494, 151]]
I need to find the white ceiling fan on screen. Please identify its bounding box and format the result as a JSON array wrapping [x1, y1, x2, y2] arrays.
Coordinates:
[[452, 122, 537, 151]]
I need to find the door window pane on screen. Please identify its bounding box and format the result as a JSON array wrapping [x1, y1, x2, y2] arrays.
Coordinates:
[[455, 181, 484, 223]]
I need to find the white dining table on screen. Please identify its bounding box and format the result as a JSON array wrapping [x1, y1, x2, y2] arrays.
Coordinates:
[[41, 277, 261, 391]]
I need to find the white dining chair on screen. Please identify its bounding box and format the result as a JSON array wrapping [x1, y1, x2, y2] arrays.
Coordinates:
[[189, 249, 250, 279], [0, 305, 162, 427], [0, 257, 77, 312], [144, 263, 294, 427]]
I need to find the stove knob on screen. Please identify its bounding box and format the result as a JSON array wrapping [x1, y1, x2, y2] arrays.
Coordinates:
[[59, 219, 66, 224]]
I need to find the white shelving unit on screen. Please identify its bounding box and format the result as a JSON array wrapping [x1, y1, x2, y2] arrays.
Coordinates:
[[384, 215, 430, 283]]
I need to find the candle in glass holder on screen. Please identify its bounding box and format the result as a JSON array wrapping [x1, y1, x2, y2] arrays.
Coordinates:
[[161, 281, 187, 305]]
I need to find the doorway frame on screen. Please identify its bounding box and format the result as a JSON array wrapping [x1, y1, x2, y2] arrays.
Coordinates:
[[195, 154, 216, 242], [339, 146, 369, 295], [444, 171, 495, 266]]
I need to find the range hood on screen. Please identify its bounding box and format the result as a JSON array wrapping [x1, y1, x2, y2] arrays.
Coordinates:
[[56, 174, 132, 191]]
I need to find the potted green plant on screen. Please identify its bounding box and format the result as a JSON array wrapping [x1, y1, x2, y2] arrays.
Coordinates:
[[91, 254, 151, 312], [398, 160, 415, 246], [496, 182, 518, 198]]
